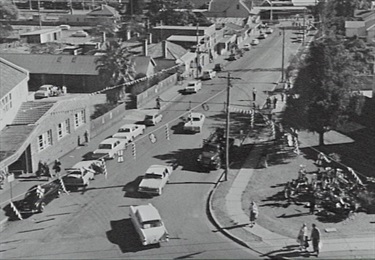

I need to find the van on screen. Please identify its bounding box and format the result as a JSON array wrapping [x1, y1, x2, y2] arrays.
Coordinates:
[[144, 111, 163, 126]]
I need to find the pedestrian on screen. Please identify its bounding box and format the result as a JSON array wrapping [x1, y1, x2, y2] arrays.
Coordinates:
[[252, 88, 257, 101], [36, 160, 43, 179], [78, 135, 81, 146], [309, 194, 316, 215], [266, 96, 271, 108], [44, 162, 52, 178], [84, 130, 90, 143], [156, 96, 162, 110], [280, 92, 284, 102], [53, 159, 61, 176], [273, 96, 278, 108], [297, 223, 308, 251], [310, 223, 321, 257], [249, 201, 259, 227]]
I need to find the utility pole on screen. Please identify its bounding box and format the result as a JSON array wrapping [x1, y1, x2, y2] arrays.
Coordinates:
[[196, 23, 200, 79], [225, 72, 231, 181], [38, 0, 42, 29], [281, 27, 285, 82], [302, 8, 306, 46]]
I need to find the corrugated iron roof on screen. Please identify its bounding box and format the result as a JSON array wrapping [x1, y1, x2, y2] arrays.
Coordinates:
[[20, 28, 61, 36], [0, 125, 36, 162], [0, 58, 29, 99], [132, 41, 189, 60], [12, 101, 56, 125], [0, 53, 99, 75]]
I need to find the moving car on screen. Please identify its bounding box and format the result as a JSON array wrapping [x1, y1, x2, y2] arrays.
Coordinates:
[[92, 138, 127, 159], [62, 160, 104, 189], [243, 43, 251, 51], [15, 181, 62, 214], [213, 63, 224, 72], [138, 165, 173, 196], [266, 28, 274, 34], [258, 33, 267, 39], [113, 123, 146, 141], [129, 203, 169, 246], [184, 81, 202, 93], [201, 70, 216, 80], [144, 110, 163, 126], [72, 30, 88, 37], [183, 112, 205, 133], [251, 39, 259, 45]]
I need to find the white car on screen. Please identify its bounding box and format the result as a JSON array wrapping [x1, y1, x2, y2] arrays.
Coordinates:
[[62, 160, 103, 188], [72, 30, 88, 37], [251, 39, 259, 45], [34, 84, 60, 99], [258, 33, 267, 39], [144, 111, 163, 126], [184, 81, 202, 93], [113, 123, 146, 141], [92, 138, 127, 159], [183, 112, 205, 133], [266, 28, 274, 34], [243, 43, 251, 51], [201, 70, 216, 80], [129, 203, 169, 246], [138, 165, 173, 196]]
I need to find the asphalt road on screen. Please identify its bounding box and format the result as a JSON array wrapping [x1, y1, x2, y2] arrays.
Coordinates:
[[0, 26, 303, 259]]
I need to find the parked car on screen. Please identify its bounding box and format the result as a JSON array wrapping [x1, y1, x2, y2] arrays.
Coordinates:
[[144, 110, 163, 126], [251, 39, 260, 46], [59, 24, 71, 30], [184, 81, 202, 93], [228, 53, 237, 61], [129, 203, 169, 246], [258, 33, 267, 39], [201, 70, 216, 80], [138, 165, 173, 196], [62, 160, 104, 189], [14, 181, 62, 214], [266, 28, 274, 34], [243, 43, 251, 51], [183, 112, 205, 133], [113, 123, 146, 141], [213, 63, 224, 72], [72, 30, 88, 37], [92, 138, 127, 159], [34, 84, 60, 99]]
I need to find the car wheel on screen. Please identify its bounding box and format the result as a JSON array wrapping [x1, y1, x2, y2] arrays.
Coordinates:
[[39, 202, 46, 213]]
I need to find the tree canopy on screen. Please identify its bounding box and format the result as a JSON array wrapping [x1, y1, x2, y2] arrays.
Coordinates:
[[0, 0, 19, 39]]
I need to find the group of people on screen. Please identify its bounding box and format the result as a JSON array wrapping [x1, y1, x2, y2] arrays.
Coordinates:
[[36, 159, 61, 179], [297, 223, 322, 256]]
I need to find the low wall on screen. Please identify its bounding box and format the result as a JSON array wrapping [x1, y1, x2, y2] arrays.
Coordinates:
[[135, 74, 177, 108], [90, 103, 126, 138]]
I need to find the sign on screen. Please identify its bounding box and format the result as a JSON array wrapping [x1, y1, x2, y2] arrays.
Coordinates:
[[7, 173, 15, 182]]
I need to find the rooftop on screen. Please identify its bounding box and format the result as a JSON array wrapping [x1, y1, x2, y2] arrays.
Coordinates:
[[167, 35, 205, 42], [20, 27, 61, 36], [12, 101, 56, 125], [0, 58, 29, 99]]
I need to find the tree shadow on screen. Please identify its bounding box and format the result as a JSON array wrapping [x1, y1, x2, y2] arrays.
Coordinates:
[[106, 218, 159, 253]]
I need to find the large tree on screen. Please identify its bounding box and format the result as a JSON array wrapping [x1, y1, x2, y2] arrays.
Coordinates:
[[0, 0, 19, 39], [95, 41, 135, 103], [283, 36, 360, 146]]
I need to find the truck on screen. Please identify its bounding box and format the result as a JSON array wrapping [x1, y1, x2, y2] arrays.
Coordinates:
[[197, 128, 234, 171]]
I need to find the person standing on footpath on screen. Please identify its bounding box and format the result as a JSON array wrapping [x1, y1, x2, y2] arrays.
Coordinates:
[[273, 96, 278, 108], [249, 201, 259, 227], [297, 223, 308, 251], [53, 159, 62, 177], [310, 223, 322, 257], [252, 88, 257, 101]]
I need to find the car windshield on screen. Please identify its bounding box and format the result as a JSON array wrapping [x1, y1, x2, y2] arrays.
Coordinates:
[[192, 117, 200, 121], [142, 220, 162, 229], [145, 173, 162, 179], [145, 115, 154, 120], [188, 83, 196, 87], [98, 144, 112, 149], [118, 128, 130, 133]]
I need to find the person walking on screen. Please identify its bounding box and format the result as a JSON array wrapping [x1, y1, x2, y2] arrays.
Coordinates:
[[53, 159, 62, 177], [309, 194, 316, 215], [297, 223, 308, 251], [310, 223, 321, 257], [249, 201, 259, 227], [156, 96, 162, 110], [273, 96, 278, 108], [252, 88, 257, 101]]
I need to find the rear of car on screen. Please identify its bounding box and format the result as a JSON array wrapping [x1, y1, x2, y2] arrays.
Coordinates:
[[144, 111, 163, 126], [201, 70, 216, 80], [184, 81, 202, 93]]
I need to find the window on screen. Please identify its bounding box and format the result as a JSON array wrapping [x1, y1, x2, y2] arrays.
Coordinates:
[[57, 118, 70, 139], [1, 93, 12, 113], [38, 130, 52, 151], [74, 110, 86, 128], [237, 4, 240, 9]]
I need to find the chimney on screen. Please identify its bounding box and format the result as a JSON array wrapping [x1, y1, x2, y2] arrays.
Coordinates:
[[162, 40, 167, 59], [143, 39, 148, 56]]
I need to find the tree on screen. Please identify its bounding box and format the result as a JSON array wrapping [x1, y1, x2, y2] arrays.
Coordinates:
[[0, 0, 19, 39], [95, 41, 135, 103], [126, 0, 145, 15], [283, 36, 360, 146]]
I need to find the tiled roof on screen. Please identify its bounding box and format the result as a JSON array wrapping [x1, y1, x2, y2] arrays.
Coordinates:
[[88, 5, 119, 16], [0, 58, 29, 99], [12, 101, 56, 125], [0, 53, 99, 75], [132, 41, 189, 60], [0, 125, 36, 162], [132, 56, 155, 76]]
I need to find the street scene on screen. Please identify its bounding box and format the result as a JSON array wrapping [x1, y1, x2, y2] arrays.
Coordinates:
[[1, 0, 375, 259]]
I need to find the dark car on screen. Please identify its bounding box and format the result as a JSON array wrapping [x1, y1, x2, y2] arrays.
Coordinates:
[[15, 180, 62, 214], [213, 63, 224, 72]]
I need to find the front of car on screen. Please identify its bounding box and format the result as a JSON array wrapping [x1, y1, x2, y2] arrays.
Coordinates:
[[183, 113, 204, 133], [112, 126, 132, 140], [184, 81, 200, 93]]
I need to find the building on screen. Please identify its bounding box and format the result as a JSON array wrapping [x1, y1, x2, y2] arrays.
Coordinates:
[[20, 28, 62, 44], [205, 0, 253, 18], [0, 58, 29, 131], [345, 21, 367, 38]]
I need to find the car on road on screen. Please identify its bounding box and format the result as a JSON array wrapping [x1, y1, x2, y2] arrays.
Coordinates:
[[92, 138, 127, 159], [266, 28, 274, 34], [138, 165, 173, 196], [228, 53, 237, 61], [184, 81, 202, 93], [72, 30, 88, 37], [243, 43, 251, 51], [144, 110, 163, 126], [213, 63, 224, 72], [258, 33, 267, 39], [183, 112, 205, 133], [251, 39, 259, 45], [201, 69, 216, 80], [59, 24, 71, 30], [129, 203, 169, 246], [112, 123, 146, 141], [62, 160, 104, 189], [15, 181, 62, 214]]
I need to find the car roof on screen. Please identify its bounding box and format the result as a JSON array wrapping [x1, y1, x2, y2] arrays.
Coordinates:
[[71, 160, 97, 169], [134, 204, 161, 222], [189, 112, 202, 117], [100, 138, 122, 144], [146, 165, 167, 174], [119, 123, 136, 129]]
